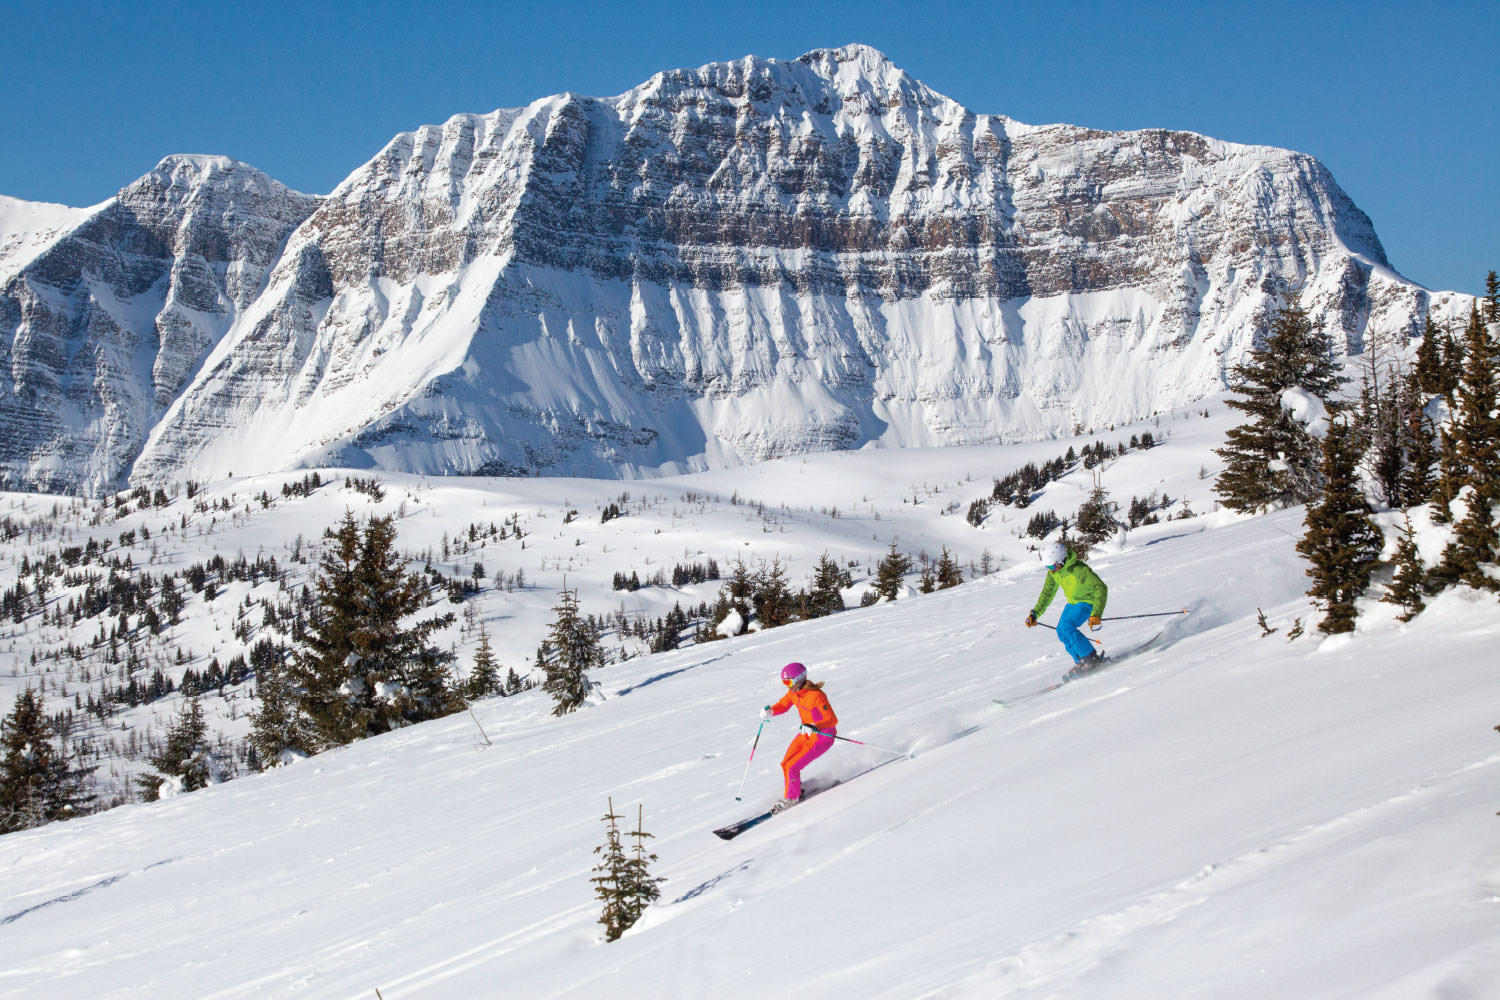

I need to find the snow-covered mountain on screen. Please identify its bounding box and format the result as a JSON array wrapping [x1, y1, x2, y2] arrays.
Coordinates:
[[0, 157, 319, 493], [0, 46, 1476, 493]]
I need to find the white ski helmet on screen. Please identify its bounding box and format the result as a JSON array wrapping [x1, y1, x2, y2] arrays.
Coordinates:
[[1044, 541, 1069, 569]]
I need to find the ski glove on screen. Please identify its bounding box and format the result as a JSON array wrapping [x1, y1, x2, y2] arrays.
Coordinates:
[[760, 706, 773, 721], [1025, 613, 1037, 628], [799, 724, 823, 736], [1088, 615, 1102, 629]]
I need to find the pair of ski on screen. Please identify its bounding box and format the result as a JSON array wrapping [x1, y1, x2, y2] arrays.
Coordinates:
[[994, 629, 1166, 708], [713, 758, 901, 840]]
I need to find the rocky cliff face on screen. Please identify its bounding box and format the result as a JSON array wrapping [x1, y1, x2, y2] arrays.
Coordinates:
[[0, 47, 1473, 492], [0, 157, 319, 491]]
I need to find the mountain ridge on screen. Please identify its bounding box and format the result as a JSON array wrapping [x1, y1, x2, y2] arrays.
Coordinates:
[[0, 45, 1475, 493]]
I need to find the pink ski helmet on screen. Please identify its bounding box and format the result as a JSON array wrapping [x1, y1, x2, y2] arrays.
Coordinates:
[[780, 662, 808, 686]]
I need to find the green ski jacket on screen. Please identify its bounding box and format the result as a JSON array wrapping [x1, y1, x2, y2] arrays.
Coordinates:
[[1031, 550, 1108, 618]]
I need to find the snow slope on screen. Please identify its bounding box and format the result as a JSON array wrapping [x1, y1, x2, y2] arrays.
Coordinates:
[[1, 426, 1497, 996], [0, 194, 100, 286]]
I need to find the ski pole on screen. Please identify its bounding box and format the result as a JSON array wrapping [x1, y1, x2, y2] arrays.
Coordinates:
[[804, 727, 908, 758], [734, 721, 765, 801], [1101, 609, 1189, 622]]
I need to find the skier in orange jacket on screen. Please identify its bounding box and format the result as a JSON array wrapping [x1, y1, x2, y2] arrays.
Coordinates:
[[760, 662, 838, 812]]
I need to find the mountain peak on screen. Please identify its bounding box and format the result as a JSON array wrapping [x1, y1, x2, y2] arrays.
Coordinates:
[[795, 42, 899, 74]]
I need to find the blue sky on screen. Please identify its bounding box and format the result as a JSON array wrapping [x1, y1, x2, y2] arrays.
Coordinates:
[[2, 0, 1494, 295]]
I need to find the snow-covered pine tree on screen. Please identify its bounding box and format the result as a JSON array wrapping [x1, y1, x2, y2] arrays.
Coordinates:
[[935, 546, 963, 590], [247, 645, 314, 767], [1396, 369, 1438, 508], [1355, 348, 1408, 508], [591, 798, 663, 942], [288, 512, 365, 746], [1073, 477, 1118, 557], [591, 798, 630, 941], [140, 698, 217, 801], [1427, 421, 1465, 527], [752, 559, 796, 629], [873, 542, 912, 600], [1433, 303, 1500, 592], [353, 515, 462, 727], [289, 512, 460, 748], [540, 588, 601, 715], [1, 687, 94, 832], [1382, 510, 1427, 623], [1414, 314, 1448, 396], [1214, 303, 1343, 513], [802, 551, 851, 619], [621, 803, 664, 930], [466, 623, 501, 699], [1296, 419, 1384, 634], [503, 667, 528, 696]]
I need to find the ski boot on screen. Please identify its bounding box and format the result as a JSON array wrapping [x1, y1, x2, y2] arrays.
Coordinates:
[[771, 794, 801, 814], [1064, 651, 1105, 681]]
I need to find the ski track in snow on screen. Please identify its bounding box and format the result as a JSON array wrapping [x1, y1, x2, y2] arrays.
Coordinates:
[[940, 751, 1500, 999]]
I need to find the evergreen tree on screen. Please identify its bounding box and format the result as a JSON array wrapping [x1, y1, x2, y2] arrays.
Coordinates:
[[591, 798, 630, 941], [1357, 356, 1408, 509], [649, 603, 690, 653], [621, 803, 664, 928], [591, 798, 664, 942], [1296, 420, 1384, 634], [752, 559, 797, 629], [1428, 422, 1465, 526], [248, 643, 315, 766], [1073, 479, 1118, 556], [540, 588, 601, 715], [1414, 314, 1447, 395], [1396, 369, 1438, 507], [140, 698, 217, 801], [288, 512, 364, 745], [353, 515, 462, 725], [803, 552, 851, 619], [1, 688, 93, 832], [1435, 304, 1500, 591], [289, 512, 460, 748], [1214, 303, 1343, 512], [872, 542, 913, 601], [1381, 510, 1427, 623], [935, 547, 964, 590], [466, 623, 501, 699], [1439, 326, 1466, 400]]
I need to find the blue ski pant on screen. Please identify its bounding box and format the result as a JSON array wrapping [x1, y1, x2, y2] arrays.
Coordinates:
[[1056, 601, 1096, 662]]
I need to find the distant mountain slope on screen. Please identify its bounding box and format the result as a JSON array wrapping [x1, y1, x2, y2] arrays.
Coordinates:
[[0, 158, 319, 492], [0, 46, 1475, 492]]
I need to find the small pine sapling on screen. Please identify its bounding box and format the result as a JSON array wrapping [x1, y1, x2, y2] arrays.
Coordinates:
[[592, 798, 664, 942], [1381, 511, 1427, 623], [1256, 608, 1278, 638]]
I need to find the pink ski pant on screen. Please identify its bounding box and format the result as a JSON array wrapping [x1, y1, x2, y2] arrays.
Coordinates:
[[781, 731, 835, 799]]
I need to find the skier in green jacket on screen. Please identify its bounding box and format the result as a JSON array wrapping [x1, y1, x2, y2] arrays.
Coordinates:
[[1026, 540, 1108, 675]]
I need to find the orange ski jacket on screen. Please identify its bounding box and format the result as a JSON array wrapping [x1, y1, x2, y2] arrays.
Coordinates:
[[770, 685, 838, 732]]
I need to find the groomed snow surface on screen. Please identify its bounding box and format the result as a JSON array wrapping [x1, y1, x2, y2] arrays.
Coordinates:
[[2, 408, 1499, 998]]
